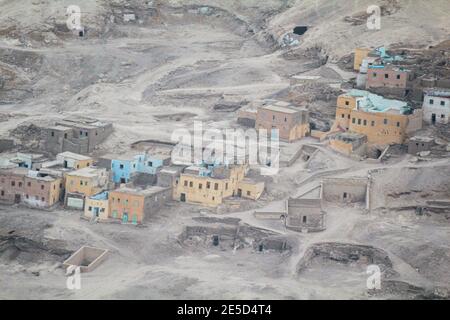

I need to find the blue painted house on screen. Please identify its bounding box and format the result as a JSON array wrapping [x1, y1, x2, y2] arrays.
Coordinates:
[[111, 153, 170, 184]]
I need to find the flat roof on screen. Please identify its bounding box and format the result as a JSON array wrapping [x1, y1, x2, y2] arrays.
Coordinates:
[[260, 103, 300, 114], [343, 89, 411, 114], [66, 167, 105, 177], [58, 152, 92, 161], [111, 186, 168, 196]]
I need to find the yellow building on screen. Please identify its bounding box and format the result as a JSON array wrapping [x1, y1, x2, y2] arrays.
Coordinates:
[[84, 191, 109, 221], [56, 152, 93, 170], [354, 48, 372, 71], [65, 167, 109, 210], [237, 179, 265, 200], [334, 90, 422, 145], [173, 164, 263, 207]]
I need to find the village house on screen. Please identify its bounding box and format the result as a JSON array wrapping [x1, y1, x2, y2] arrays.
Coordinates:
[[109, 186, 172, 224], [255, 101, 310, 142], [0, 153, 48, 170], [107, 152, 170, 185], [84, 191, 110, 221], [329, 132, 368, 156], [173, 163, 264, 207], [285, 198, 325, 232], [334, 89, 422, 145], [65, 167, 109, 210], [0, 168, 62, 208], [407, 136, 434, 155], [422, 88, 450, 125], [366, 65, 414, 97], [42, 116, 113, 155]]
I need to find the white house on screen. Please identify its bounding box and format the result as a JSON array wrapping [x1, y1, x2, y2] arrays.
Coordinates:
[[422, 89, 450, 125]]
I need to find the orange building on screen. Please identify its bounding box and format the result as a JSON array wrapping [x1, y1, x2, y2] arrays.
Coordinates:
[[109, 186, 171, 224]]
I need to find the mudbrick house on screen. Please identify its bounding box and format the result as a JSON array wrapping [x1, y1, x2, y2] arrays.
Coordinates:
[[0, 168, 62, 209], [366, 65, 414, 98], [333, 89, 422, 145], [285, 198, 325, 233], [42, 117, 113, 155], [255, 101, 310, 142]]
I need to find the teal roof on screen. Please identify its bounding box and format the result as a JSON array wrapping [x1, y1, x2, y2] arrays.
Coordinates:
[[346, 89, 411, 114]]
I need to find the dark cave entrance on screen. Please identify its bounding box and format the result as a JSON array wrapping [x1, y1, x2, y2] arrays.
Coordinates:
[[293, 26, 308, 36]]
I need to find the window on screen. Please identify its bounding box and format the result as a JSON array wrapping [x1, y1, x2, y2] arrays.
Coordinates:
[[88, 206, 92, 211], [80, 131, 83, 135], [80, 181, 83, 186], [272, 115, 275, 121], [352, 118, 355, 124], [284, 117, 287, 122], [440, 101, 445, 106], [441, 114, 445, 119], [87, 163, 90, 167], [189, 181, 193, 188], [396, 122, 400, 127], [363, 120, 367, 126], [373, 72, 377, 77], [148, 161, 153, 167], [371, 121, 375, 126], [18, 182, 22, 187], [64, 133, 68, 139], [41, 185, 44, 190], [206, 182, 211, 189], [1, 191, 4, 196], [429, 99, 434, 105], [184, 180, 188, 187], [199, 183, 202, 190], [384, 74, 389, 79], [119, 164, 124, 169], [348, 114, 350, 119], [225, 183, 228, 190], [383, 119, 388, 125], [41, 197, 45, 202], [51, 131, 55, 137], [302, 216, 307, 223], [341, 114, 345, 118], [26, 194, 29, 199], [214, 183, 219, 190], [11, 181, 15, 187], [247, 191, 251, 196], [396, 74, 401, 80], [85, 132, 88, 137], [345, 101, 349, 106], [357, 119, 361, 125]]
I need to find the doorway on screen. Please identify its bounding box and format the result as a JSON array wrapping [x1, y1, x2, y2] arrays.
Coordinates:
[[14, 194, 21, 204], [432, 113, 436, 125], [120, 178, 126, 184], [122, 212, 129, 223], [237, 189, 242, 197], [180, 193, 186, 202]]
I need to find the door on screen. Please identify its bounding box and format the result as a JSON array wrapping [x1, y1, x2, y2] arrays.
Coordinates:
[[180, 193, 186, 202], [132, 214, 138, 225], [432, 113, 436, 124], [14, 194, 21, 204], [122, 212, 128, 223], [63, 160, 68, 168], [237, 189, 242, 197], [94, 207, 100, 217], [120, 178, 126, 184]]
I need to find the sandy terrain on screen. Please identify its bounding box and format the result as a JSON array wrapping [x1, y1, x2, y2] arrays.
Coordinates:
[[0, 0, 449, 299]]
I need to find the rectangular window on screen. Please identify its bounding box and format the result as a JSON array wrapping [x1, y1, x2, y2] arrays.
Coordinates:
[[384, 119, 388, 125], [18, 182, 22, 187], [429, 99, 434, 105], [189, 181, 193, 188], [119, 164, 124, 169], [345, 101, 349, 106], [199, 183, 202, 189], [41, 185, 44, 190], [1, 190, 4, 196], [371, 121, 375, 126], [396, 74, 401, 80], [206, 182, 211, 189], [247, 191, 251, 196], [396, 122, 400, 127], [385, 74, 389, 79], [51, 131, 55, 137], [357, 119, 361, 125], [11, 181, 15, 187], [441, 101, 445, 106], [184, 180, 188, 187], [28, 182, 31, 187], [373, 73, 377, 77], [363, 120, 367, 126], [341, 114, 345, 118], [225, 183, 228, 190], [214, 183, 219, 190]]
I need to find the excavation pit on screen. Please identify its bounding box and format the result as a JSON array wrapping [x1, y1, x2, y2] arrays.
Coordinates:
[[63, 246, 108, 273]]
